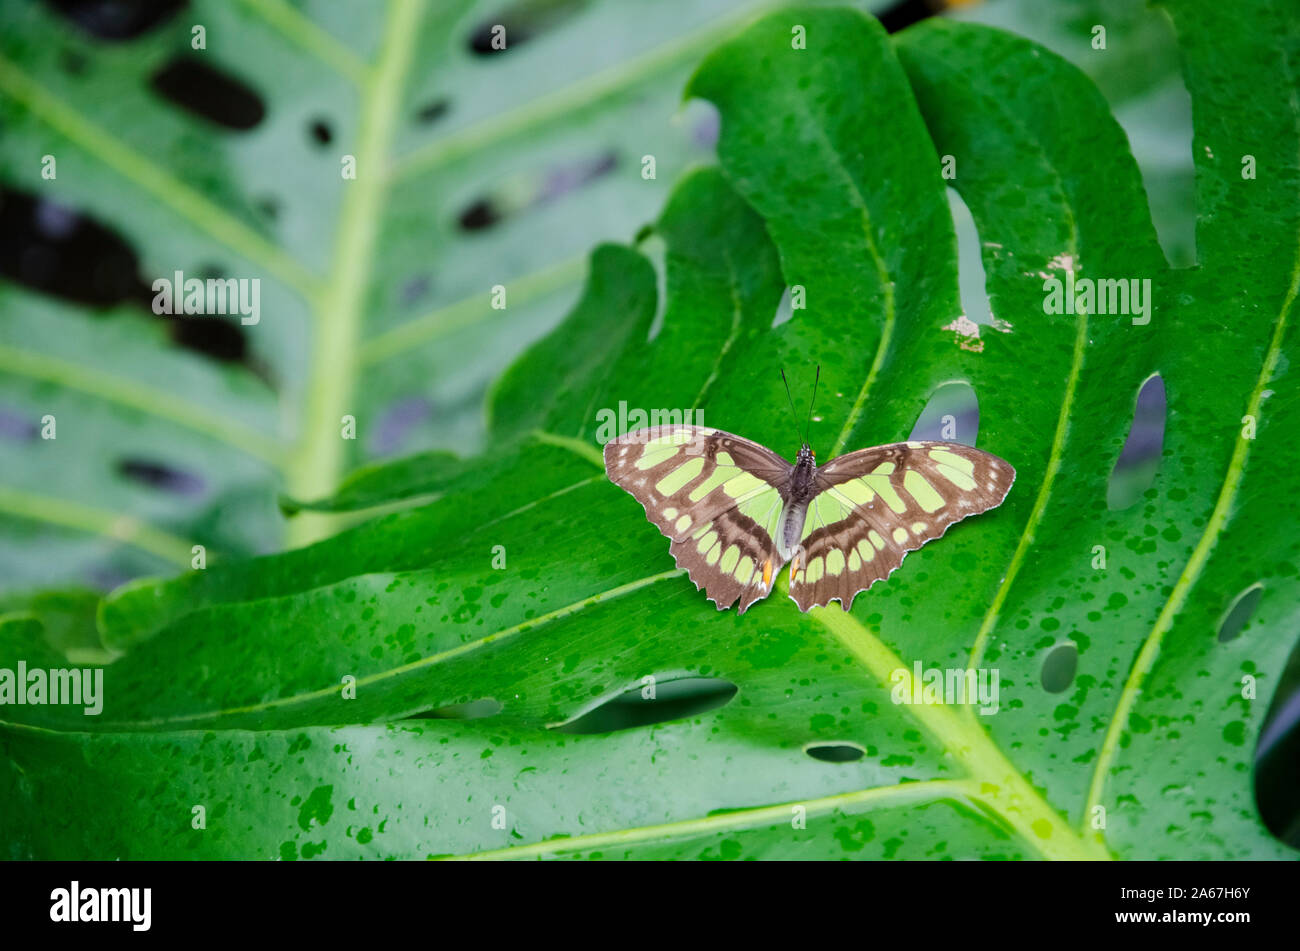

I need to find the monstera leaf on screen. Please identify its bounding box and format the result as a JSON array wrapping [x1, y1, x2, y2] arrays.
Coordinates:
[[2, 1, 1297, 860]]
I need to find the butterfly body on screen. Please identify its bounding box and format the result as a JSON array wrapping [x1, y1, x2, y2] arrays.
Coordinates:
[[605, 425, 1014, 615], [776, 444, 817, 558]]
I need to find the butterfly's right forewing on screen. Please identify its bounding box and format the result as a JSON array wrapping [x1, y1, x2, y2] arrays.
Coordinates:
[[788, 441, 1016, 611], [604, 425, 792, 613]]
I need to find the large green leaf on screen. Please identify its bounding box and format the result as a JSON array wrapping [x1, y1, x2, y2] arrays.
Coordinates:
[[3, 1, 1297, 860]]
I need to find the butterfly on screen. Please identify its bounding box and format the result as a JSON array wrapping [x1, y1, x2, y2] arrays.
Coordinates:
[[604, 422, 1015, 614]]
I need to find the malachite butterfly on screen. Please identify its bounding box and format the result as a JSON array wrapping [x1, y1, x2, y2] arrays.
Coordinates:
[[604, 424, 1015, 614]]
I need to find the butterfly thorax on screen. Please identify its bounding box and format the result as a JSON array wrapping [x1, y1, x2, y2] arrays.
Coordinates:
[[789, 444, 818, 505]]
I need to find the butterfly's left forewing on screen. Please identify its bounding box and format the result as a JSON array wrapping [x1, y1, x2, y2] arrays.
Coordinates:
[[789, 441, 1015, 612], [604, 425, 790, 613]]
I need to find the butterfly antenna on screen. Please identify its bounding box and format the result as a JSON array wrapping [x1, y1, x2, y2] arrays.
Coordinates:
[[804, 364, 820, 447], [780, 369, 801, 441]]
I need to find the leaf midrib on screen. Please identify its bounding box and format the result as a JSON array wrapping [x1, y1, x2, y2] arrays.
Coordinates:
[[284, 0, 425, 548]]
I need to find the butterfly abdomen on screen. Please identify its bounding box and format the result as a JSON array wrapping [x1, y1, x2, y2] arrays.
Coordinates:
[[777, 502, 807, 561]]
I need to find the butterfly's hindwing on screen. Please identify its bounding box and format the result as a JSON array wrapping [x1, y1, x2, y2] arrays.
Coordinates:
[[667, 486, 785, 613], [604, 425, 790, 613], [788, 441, 1015, 612]]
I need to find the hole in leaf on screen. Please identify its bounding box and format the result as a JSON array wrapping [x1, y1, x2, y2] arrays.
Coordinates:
[[0, 187, 146, 307], [117, 459, 205, 495], [404, 698, 503, 720], [44, 0, 187, 41], [908, 381, 978, 446], [0, 408, 38, 442], [1218, 583, 1263, 644], [155, 264, 252, 364], [1124, 69, 1196, 269], [308, 119, 332, 145], [947, 187, 994, 330], [538, 151, 616, 202], [467, 0, 589, 55], [165, 313, 249, 363], [1041, 643, 1078, 693], [0, 189, 258, 372], [552, 677, 737, 734], [640, 233, 667, 342], [1254, 628, 1300, 848], [1107, 373, 1165, 510], [805, 742, 866, 763], [149, 56, 265, 130], [368, 396, 432, 457], [457, 198, 500, 231], [877, 0, 943, 34], [686, 99, 720, 150], [414, 99, 450, 124], [467, 23, 509, 54], [400, 273, 433, 307], [455, 151, 616, 232], [771, 286, 793, 328]]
